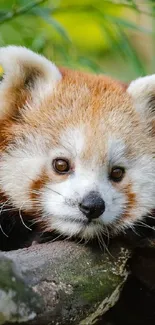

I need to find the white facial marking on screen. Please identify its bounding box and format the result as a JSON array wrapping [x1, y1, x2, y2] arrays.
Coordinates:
[[1, 125, 155, 240], [108, 138, 128, 167], [0, 134, 47, 209], [41, 128, 155, 238], [41, 131, 127, 237], [61, 126, 85, 156]]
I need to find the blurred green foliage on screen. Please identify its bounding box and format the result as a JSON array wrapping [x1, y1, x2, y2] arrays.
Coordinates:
[[0, 0, 154, 81]]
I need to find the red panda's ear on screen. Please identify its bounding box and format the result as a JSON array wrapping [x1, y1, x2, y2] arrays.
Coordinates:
[[0, 46, 61, 119], [127, 75, 155, 122]]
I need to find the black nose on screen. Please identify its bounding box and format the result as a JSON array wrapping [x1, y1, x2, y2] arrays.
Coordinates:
[[79, 191, 105, 220]]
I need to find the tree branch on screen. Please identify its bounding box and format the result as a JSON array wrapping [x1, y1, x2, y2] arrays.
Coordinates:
[[0, 240, 129, 325]]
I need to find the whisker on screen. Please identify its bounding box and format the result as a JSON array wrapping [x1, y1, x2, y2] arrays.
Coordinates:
[[0, 224, 9, 237], [104, 225, 110, 246], [96, 231, 104, 251], [49, 232, 65, 243], [145, 215, 155, 220], [128, 225, 140, 236], [18, 201, 32, 231], [100, 228, 114, 257], [30, 185, 64, 199], [45, 186, 65, 198], [1, 207, 18, 212], [19, 209, 32, 231], [0, 199, 10, 215], [30, 217, 43, 226], [76, 235, 86, 246], [136, 221, 155, 230]]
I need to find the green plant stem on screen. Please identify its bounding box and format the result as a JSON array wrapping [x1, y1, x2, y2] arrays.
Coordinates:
[[0, 1, 154, 27], [0, 0, 47, 25], [51, 2, 155, 18], [104, 0, 154, 17]]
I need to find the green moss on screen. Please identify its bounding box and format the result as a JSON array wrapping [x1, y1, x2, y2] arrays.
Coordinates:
[[53, 246, 128, 306], [0, 256, 42, 324]]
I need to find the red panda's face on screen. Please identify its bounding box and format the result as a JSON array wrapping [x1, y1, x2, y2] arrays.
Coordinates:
[[1, 46, 155, 240]]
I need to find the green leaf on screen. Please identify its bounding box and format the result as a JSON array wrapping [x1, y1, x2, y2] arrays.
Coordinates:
[[31, 6, 71, 42], [116, 26, 146, 75], [0, 11, 8, 18], [104, 15, 153, 34], [32, 34, 47, 52], [77, 56, 103, 73], [125, 0, 138, 10], [99, 23, 125, 56]]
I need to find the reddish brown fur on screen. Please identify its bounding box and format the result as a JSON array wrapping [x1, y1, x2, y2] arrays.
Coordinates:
[[123, 184, 137, 219], [0, 66, 153, 235], [30, 169, 48, 202], [0, 68, 133, 157]]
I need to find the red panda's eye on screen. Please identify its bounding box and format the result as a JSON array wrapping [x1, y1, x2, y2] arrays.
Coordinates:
[[53, 158, 70, 174], [110, 167, 125, 182]]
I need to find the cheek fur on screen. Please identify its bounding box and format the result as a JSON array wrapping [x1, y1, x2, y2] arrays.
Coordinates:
[[29, 166, 69, 203], [0, 154, 45, 210], [120, 184, 137, 221], [29, 168, 49, 210]]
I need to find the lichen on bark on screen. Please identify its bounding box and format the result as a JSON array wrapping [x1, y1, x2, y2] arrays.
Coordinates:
[[0, 241, 130, 325]]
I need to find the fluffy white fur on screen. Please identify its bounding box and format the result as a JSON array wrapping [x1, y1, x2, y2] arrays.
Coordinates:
[[1, 125, 155, 239], [0, 46, 61, 118], [127, 74, 155, 120], [42, 129, 155, 238], [0, 134, 47, 210]]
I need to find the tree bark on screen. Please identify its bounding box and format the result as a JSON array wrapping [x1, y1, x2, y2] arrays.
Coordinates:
[[0, 240, 130, 325]]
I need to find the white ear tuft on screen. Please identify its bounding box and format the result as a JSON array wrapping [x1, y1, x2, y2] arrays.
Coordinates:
[[127, 75, 155, 119], [0, 45, 61, 86], [0, 46, 62, 118]]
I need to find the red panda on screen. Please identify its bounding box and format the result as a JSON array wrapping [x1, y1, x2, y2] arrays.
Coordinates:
[[0, 46, 155, 250]]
